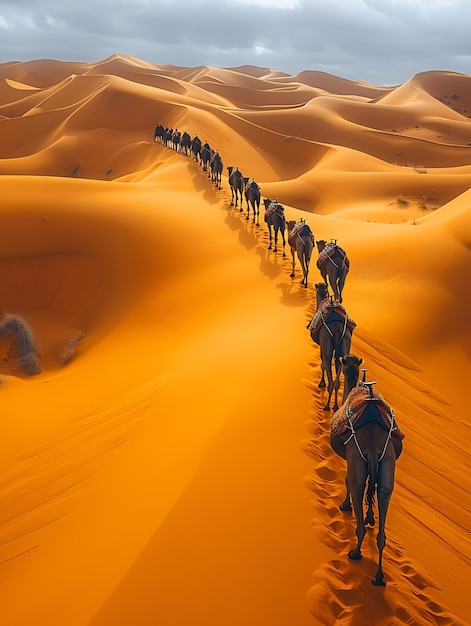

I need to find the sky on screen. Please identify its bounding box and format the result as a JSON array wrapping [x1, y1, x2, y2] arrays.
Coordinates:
[[0, 0, 470, 86]]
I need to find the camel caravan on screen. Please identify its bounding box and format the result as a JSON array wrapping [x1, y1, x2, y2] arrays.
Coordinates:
[[154, 121, 404, 585]]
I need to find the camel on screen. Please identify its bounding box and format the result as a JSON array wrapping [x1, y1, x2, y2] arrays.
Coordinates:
[[287, 219, 315, 287], [153, 123, 165, 143], [308, 282, 355, 410], [330, 355, 404, 586], [163, 126, 173, 147], [180, 131, 191, 156], [171, 129, 181, 151], [227, 166, 245, 208], [210, 151, 223, 188], [243, 178, 261, 225], [331, 355, 403, 511], [200, 142, 212, 172], [263, 198, 286, 256], [191, 134, 202, 162], [316, 239, 350, 303]]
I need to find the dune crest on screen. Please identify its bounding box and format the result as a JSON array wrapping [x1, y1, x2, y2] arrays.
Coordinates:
[[0, 55, 469, 626]]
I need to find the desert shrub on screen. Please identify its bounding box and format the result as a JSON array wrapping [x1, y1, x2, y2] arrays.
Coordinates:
[[0, 314, 41, 375], [396, 196, 409, 206], [60, 333, 85, 364]]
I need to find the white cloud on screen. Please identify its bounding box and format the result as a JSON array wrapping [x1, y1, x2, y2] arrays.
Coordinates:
[[254, 43, 272, 56], [0, 16, 14, 31]]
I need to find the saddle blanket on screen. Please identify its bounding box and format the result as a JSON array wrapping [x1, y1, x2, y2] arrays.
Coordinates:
[[265, 201, 284, 218], [331, 385, 405, 439], [307, 298, 356, 345], [317, 243, 350, 269], [289, 221, 312, 244]]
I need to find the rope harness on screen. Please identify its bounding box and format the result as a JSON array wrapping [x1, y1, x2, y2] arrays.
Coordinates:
[[343, 385, 398, 464], [319, 304, 348, 341], [327, 252, 347, 270]]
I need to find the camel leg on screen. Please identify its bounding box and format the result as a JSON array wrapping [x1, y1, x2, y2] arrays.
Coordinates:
[[290, 249, 296, 278], [318, 366, 326, 388], [323, 353, 335, 411], [281, 232, 286, 257], [325, 380, 334, 411], [331, 356, 342, 412], [338, 272, 347, 303], [347, 461, 368, 561], [372, 456, 395, 586], [301, 260, 307, 286], [340, 476, 352, 511], [268, 226, 273, 250]]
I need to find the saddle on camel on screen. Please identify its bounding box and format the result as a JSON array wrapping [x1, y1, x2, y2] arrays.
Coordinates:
[[264, 198, 284, 219], [307, 295, 356, 346], [317, 240, 350, 270], [331, 381, 405, 461], [288, 218, 311, 242]]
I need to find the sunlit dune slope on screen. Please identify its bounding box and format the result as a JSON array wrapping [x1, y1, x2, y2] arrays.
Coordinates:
[[0, 55, 469, 626]]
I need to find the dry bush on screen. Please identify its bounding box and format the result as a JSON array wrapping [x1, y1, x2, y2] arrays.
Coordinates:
[[396, 196, 410, 206], [60, 333, 85, 365], [0, 314, 41, 375]]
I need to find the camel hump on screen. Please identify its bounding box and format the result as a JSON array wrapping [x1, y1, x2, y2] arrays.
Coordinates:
[[265, 200, 283, 217], [318, 241, 348, 260], [290, 220, 311, 238], [341, 385, 404, 439], [308, 300, 356, 344]]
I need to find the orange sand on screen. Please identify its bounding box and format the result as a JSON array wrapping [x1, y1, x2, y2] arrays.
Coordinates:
[[0, 54, 469, 626]]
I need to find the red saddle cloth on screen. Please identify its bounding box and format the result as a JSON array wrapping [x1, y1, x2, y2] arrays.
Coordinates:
[[331, 385, 405, 439]]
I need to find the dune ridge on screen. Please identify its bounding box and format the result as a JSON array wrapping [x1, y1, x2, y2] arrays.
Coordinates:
[[0, 55, 469, 626]]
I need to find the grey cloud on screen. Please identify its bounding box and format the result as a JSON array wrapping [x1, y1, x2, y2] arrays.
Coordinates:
[[0, 0, 469, 85]]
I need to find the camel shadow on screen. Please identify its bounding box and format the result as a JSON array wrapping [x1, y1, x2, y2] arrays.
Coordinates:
[[256, 245, 283, 280], [189, 164, 220, 205], [276, 280, 309, 308], [238, 220, 259, 251]]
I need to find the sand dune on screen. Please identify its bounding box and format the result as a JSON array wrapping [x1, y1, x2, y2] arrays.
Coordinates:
[[0, 55, 469, 626]]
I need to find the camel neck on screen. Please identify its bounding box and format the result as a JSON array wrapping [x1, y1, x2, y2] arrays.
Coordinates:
[[342, 372, 359, 404]]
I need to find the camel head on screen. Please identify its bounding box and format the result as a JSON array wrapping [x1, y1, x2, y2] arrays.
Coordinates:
[[315, 282, 329, 304], [317, 239, 327, 252], [340, 354, 363, 391], [341, 354, 363, 370]]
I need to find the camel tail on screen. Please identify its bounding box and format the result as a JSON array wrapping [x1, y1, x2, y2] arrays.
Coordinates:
[[366, 452, 378, 509]]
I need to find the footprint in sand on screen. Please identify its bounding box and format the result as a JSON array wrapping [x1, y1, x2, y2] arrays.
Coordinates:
[[299, 438, 320, 460], [312, 461, 338, 482], [399, 564, 434, 590]]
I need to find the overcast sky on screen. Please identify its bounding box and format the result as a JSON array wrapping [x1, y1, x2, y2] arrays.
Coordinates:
[[0, 0, 469, 86]]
